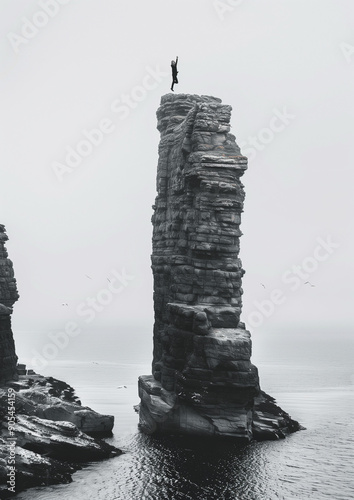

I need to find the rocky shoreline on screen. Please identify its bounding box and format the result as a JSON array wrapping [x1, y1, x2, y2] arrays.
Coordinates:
[[0, 224, 122, 497], [0, 373, 122, 498]]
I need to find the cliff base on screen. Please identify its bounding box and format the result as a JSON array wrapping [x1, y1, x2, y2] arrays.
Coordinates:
[[0, 374, 122, 498], [138, 376, 301, 441]]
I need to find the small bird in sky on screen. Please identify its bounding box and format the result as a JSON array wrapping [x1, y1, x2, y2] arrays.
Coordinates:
[[260, 283, 266, 289], [107, 278, 111, 283], [117, 385, 127, 389], [85, 274, 92, 280], [61, 303, 69, 306], [304, 281, 315, 287]]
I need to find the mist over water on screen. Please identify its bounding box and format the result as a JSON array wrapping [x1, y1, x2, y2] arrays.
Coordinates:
[[14, 328, 354, 500]]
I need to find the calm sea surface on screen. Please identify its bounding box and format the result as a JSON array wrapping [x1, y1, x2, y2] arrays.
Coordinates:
[[15, 331, 354, 500]]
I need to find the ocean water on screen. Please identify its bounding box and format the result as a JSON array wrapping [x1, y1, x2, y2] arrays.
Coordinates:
[[14, 331, 354, 500]]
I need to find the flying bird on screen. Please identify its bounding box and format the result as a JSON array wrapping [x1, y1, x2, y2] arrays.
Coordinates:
[[304, 281, 315, 287], [85, 275, 92, 280], [260, 283, 266, 289]]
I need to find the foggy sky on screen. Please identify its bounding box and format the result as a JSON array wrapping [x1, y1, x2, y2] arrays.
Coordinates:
[[0, 0, 353, 364]]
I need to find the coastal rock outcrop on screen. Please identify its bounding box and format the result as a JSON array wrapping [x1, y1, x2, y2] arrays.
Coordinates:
[[0, 375, 114, 436], [0, 225, 19, 384], [138, 94, 300, 440], [0, 375, 120, 497], [0, 225, 121, 497]]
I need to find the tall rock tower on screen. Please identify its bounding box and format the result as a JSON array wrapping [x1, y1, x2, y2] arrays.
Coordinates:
[[0, 225, 19, 383], [138, 94, 299, 440]]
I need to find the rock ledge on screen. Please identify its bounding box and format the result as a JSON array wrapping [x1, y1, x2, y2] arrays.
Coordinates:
[[0, 374, 121, 498]]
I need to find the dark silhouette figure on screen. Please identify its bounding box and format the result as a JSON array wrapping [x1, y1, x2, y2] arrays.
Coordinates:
[[171, 56, 178, 91]]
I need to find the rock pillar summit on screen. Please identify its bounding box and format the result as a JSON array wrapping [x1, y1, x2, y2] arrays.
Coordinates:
[[0, 224, 19, 383], [138, 94, 300, 440]]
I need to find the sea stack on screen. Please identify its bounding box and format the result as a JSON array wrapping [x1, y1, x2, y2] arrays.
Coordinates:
[[138, 94, 300, 440], [0, 225, 19, 384]]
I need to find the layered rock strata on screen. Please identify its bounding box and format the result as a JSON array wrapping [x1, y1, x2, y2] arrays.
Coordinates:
[[0, 375, 121, 497], [0, 224, 121, 496], [138, 94, 300, 440], [0, 225, 19, 383], [0, 375, 114, 436]]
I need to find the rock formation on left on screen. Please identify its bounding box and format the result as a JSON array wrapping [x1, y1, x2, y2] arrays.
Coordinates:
[[0, 225, 19, 384], [0, 224, 121, 498]]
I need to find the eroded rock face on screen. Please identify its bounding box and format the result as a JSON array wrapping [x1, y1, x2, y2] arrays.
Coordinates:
[[0, 411, 120, 498], [0, 375, 114, 436], [0, 226, 121, 496], [0, 440, 74, 498], [0, 225, 19, 384], [0, 375, 121, 497], [139, 94, 300, 440]]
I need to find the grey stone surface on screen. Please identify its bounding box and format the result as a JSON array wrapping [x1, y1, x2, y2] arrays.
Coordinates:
[[0, 228, 121, 495], [0, 375, 121, 496], [0, 225, 18, 384], [139, 94, 300, 440]]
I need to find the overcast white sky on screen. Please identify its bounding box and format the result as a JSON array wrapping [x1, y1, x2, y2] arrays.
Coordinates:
[[0, 0, 353, 363]]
